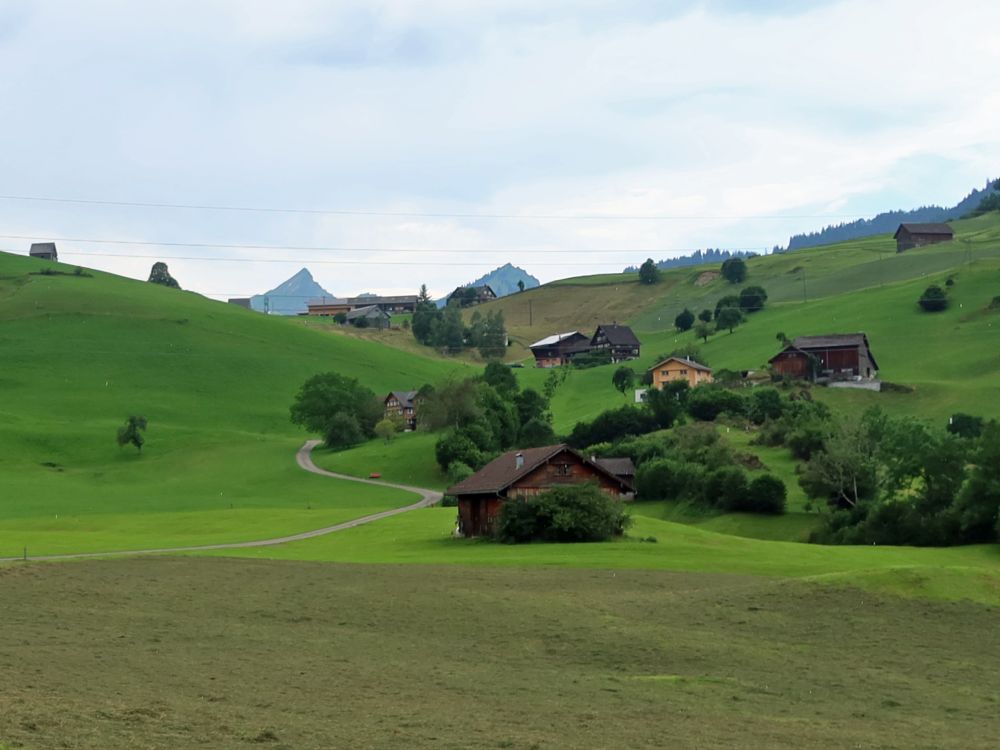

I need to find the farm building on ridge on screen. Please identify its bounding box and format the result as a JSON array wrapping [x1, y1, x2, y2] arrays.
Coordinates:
[[446, 285, 498, 307], [648, 357, 714, 389], [893, 223, 953, 253], [446, 444, 635, 537], [29, 242, 58, 261], [769, 334, 879, 381], [590, 324, 641, 362]]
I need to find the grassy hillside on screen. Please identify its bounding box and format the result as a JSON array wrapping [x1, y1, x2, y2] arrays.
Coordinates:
[[0, 251, 469, 555]]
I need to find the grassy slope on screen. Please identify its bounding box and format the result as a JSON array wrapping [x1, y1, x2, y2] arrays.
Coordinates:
[[0, 252, 469, 555]]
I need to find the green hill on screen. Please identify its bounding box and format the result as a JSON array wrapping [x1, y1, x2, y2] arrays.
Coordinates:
[[0, 251, 468, 555]]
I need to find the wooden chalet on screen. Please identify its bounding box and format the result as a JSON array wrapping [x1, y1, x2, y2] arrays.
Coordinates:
[[528, 331, 591, 368], [648, 356, 713, 389], [29, 242, 58, 261], [447, 444, 635, 537], [447, 284, 498, 306], [591, 324, 641, 362], [893, 223, 953, 253], [384, 390, 419, 431], [769, 334, 879, 381]]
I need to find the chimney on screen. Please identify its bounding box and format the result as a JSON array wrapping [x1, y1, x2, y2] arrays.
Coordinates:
[[515, 452, 524, 470]]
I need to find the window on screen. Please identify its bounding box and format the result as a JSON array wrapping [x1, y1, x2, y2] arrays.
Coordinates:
[[555, 463, 571, 476], [680, 369, 687, 375]]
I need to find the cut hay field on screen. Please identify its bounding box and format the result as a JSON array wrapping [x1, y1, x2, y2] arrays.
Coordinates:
[[2, 557, 999, 750], [0, 251, 466, 556]]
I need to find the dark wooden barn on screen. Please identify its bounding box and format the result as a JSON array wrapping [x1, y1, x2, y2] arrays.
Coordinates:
[[447, 444, 634, 537], [590, 324, 641, 362], [528, 331, 591, 367], [893, 223, 953, 253], [769, 334, 879, 381]]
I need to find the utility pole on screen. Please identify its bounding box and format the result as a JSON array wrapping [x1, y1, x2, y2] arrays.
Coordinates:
[[801, 268, 807, 303], [528, 300, 533, 327]]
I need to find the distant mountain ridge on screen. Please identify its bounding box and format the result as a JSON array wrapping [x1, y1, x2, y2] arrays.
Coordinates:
[[250, 268, 334, 315], [785, 179, 996, 250], [437, 263, 540, 306]]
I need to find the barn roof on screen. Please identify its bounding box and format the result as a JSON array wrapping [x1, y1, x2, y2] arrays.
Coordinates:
[[647, 356, 713, 373], [773, 333, 879, 370], [893, 223, 953, 238], [345, 295, 418, 305], [346, 304, 390, 319], [593, 323, 641, 347], [593, 457, 636, 478], [29, 242, 57, 256], [529, 331, 587, 349], [446, 444, 631, 496]]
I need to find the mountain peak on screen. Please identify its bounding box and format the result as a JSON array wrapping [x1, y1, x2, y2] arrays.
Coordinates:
[[250, 268, 333, 315]]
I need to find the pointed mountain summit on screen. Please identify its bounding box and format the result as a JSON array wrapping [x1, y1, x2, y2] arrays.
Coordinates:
[[437, 263, 540, 307], [250, 268, 335, 315]]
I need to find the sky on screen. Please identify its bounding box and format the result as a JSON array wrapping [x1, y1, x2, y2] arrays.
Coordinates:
[[1, 0, 998, 300]]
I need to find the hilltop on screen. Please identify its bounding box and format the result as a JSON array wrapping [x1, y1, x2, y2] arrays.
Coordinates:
[[0, 251, 467, 556]]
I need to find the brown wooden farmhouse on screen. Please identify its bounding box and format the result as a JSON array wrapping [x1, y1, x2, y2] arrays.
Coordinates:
[[769, 334, 879, 381], [447, 444, 635, 537], [893, 223, 953, 253], [384, 390, 418, 431], [590, 323, 641, 362]]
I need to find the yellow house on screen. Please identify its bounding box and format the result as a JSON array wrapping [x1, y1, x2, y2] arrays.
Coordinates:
[[648, 356, 713, 389]]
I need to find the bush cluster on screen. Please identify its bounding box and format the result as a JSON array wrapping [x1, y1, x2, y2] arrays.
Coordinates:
[[497, 484, 631, 543]]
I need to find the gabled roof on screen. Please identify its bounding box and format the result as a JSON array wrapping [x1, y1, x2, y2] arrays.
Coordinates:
[[647, 356, 712, 373], [893, 223, 953, 238], [346, 304, 390, 319], [593, 457, 636, 478], [529, 331, 587, 349], [29, 242, 57, 256], [385, 390, 418, 408], [593, 323, 641, 347], [446, 444, 631, 496], [772, 333, 879, 370]]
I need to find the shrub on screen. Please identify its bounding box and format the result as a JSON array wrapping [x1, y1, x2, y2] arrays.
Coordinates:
[[702, 466, 748, 511], [747, 388, 784, 425], [744, 475, 787, 514], [567, 406, 659, 448], [446, 461, 474, 485], [787, 424, 827, 460], [990, 296, 1000, 310], [674, 308, 695, 331], [440, 495, 458, 507], [435, 431, 483, 472], [687, 387, 746, 421], [947, 413, 984, 439], [572, 348, 613, 369], [714, 295, 741, 319], [738, 285, 768, 313], [918, 284, 948, 312], [635, 459, 705, 501], [496, 484, 631, 543], [721, 257, 747, 284]]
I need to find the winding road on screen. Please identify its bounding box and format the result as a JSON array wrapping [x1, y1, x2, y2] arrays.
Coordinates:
[[0, 439, 442, 563]]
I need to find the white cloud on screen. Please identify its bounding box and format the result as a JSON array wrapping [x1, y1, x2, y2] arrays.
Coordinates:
[[0, 0, 998, 298]]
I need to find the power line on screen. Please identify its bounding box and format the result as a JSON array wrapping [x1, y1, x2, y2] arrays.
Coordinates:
[[0, 233, 769, 255], [0, 193, 874, 221], [59, 250, 629, 267]]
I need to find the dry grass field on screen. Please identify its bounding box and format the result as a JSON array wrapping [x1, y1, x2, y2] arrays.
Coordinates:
[[2, 557, 998, 750]]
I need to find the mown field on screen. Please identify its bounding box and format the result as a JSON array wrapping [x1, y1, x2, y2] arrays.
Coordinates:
[[0, 251, 466, 556], [2, 557, 999, 750]]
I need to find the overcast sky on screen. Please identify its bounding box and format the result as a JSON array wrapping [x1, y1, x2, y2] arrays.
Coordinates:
[[1, 0, 998, 299]]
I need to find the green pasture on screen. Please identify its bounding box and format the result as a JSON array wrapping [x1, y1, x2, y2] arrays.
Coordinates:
[[0, 251, 463, 555], [5, 557, 999, 749], [311, 430, 448, 490], [208, 505, 1000, 604]]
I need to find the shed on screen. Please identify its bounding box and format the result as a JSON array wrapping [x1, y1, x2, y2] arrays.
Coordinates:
[[29, 242, 58, 262], [447, 444, 634, 537], [893, 223, 953, 253], [346, 304, 391, 326]]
